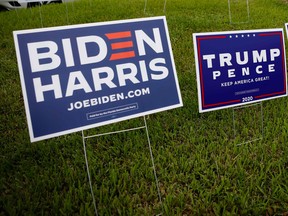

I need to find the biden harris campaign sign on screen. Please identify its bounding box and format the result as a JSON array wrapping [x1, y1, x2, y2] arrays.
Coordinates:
[[13, 16, 182, 142], [193, 29, 287, 113]]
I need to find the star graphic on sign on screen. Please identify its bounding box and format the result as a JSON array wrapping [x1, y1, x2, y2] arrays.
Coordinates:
[[228, 34, 257, 38]]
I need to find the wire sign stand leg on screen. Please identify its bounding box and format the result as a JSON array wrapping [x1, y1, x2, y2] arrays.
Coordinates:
[[144, 0, 167, 15], [163, 0, 167, 13], [143, 116, 163, 210], [232, 102, 264, 146], [38, 1, 44, 28], [144, 0, 147, 14], [82, 130, 99, 216], [82, 116, 163, 215], [228, 0, 250, 24]]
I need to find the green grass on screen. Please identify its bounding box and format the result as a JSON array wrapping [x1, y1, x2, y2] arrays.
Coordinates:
[[1, 0, 288, 215]]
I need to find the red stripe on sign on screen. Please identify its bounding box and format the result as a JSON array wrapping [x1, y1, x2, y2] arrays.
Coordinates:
[[203, 99, 241, 108], [198, 35, 226, 41], [259, 31, 287, 96], [105, 31, 131, 39], [255, 92, 285, 99], [259, 33, 280, 37], [196, 35, 227, 109], [110, 51, 135, 60], [111, 41, 133, 50]]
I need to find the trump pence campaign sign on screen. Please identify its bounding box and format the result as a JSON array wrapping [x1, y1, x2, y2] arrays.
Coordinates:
[[13, 16, 182, 142], [193, 29, 287, 113]]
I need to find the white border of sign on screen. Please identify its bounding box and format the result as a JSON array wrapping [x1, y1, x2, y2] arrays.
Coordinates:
[[193, 28, 287, 113], [18, 0, 42, 3], [285, 23, 288, 38], [14, 16, 182, 142]]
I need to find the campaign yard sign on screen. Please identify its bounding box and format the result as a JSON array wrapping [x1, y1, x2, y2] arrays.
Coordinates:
[[13, 16, 182, 142], [193, 29, 287, 113]]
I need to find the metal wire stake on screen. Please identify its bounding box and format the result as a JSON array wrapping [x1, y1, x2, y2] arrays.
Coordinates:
[[65, 1, 69, 25], [144, 0, 147, 14], [144, 116, 164, 214], [82, 131, 99, 216], [228, 0, 250, 24], [233, 102, 264, 146], [39, 2, 43, 28], [163, 0, 167, 13], [246, 0, 250, 22], [228, 0, 232, 24]]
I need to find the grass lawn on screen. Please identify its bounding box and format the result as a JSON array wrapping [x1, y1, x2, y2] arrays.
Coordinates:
[[1, 0, 288, 215]]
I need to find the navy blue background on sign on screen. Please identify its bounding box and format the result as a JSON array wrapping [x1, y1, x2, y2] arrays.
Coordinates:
[[195, 30, 286, 111], [15, 18, 182, 140]]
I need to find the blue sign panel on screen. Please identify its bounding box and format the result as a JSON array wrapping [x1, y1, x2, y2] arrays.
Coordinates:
[[13, 16, 182, 142], [193, 29, 287, 113]]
